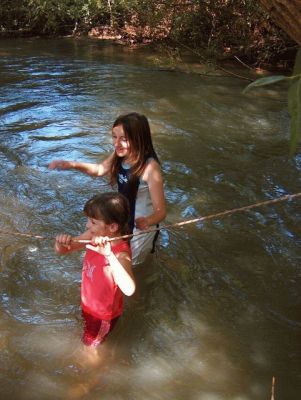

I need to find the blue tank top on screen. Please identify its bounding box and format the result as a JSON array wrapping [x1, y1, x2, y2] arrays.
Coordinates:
[[117, 162, 139, 233], [117, 159, 160, 258]]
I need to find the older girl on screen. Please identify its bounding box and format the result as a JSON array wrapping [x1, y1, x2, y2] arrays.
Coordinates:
[[49, 112, 166, 265]]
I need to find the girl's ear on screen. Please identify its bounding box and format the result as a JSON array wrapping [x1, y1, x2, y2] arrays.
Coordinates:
[[108, 223, 119, 234]]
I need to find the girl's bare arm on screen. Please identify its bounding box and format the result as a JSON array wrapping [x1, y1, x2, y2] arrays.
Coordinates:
[[48, 152, 114, 177], [135, 160, 166, 230], [107, 251, 136, 296]]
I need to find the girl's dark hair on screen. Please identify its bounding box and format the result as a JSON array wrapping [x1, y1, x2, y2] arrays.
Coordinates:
[[83, 192, 130, 235], [110, 112, 159, 202]]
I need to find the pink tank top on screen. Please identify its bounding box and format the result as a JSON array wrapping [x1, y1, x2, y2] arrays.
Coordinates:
[[81, 241, 131, 320]]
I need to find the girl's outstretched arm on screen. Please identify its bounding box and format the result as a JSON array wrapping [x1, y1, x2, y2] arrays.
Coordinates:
[[87, 237, 135, 296], [135, 159, 166, 230], [48, 152, 114, 177]]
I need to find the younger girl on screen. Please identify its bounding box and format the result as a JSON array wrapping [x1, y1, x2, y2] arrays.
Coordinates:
[[55, 192, 135, 347], [49, 112, 166, 265]]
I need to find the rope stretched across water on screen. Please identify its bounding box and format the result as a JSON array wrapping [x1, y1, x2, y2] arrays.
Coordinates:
[[0, 192, 300, 243]]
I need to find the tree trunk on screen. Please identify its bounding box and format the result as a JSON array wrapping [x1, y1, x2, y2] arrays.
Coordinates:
[[108, 0, 114, 28], [257, 0, 301, 45]]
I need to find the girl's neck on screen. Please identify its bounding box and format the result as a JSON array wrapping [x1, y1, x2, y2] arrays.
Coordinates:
[[122, 155, 134, 166]]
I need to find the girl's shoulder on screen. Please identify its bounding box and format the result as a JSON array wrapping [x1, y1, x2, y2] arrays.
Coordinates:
[[142, 158, 162, 180], [144, 157, 161, 172], [112, 240, 131, 254], [112, 241, 132, 261]]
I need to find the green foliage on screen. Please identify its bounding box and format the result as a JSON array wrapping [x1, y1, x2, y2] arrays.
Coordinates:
[[164, 0, 292, 67], [27, 0, 68, 33], [0, 0, 110, 34], [243, 75, 290, 91], [244, 48, 301, 155], [0, 0, 30, 32], [26, 0, 106, 34]]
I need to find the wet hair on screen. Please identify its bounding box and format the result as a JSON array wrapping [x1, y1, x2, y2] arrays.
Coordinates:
[[110, 112, 160, 202], [83, 192, 130, 235]]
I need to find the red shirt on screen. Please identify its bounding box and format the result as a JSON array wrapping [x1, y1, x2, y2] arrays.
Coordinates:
[[81, 241, 131, 320]]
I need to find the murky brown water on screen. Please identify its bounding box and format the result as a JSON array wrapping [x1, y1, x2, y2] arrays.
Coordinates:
[[0, 37, 300, 400]]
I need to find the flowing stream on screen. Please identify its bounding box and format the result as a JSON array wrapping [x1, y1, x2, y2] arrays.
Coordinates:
[[0, 38, 300, 400]]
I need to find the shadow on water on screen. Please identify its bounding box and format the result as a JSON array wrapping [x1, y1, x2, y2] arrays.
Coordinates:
[[0, 37, 301, 399]]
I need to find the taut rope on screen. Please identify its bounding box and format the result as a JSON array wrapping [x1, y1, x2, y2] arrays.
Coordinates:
[[0, 192, 300, 243]]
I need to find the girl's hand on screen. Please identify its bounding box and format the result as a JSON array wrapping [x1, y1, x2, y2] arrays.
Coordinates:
[[86, 236, 111, 256], [55, 234, 73, 251], [48, 160, 73, 170], [135, 216, 149, 231]]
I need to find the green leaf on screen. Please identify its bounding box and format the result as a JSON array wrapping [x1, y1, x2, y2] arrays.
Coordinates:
[[243, 75, 289, 93]]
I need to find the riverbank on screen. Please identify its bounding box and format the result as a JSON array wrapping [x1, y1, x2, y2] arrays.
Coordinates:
[[85, 25, 296, 76], [1, 24, 296, 77]]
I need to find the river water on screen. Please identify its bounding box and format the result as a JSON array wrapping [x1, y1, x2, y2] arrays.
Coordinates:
[[0, 38, 300, 400]]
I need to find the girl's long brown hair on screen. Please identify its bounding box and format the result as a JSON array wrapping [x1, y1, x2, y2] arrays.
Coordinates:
[[109, 113, 159, 202]]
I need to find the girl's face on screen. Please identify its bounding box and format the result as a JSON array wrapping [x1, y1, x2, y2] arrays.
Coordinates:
[[112, 124, 131, 160], [86, 217, 111, 237]]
